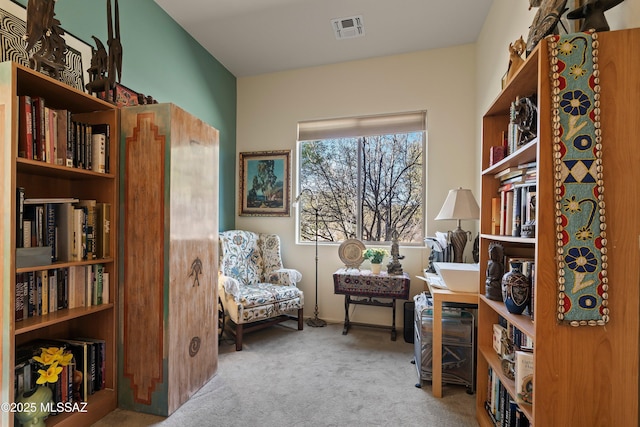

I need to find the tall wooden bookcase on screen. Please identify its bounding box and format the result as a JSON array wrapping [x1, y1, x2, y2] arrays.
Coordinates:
[[0, 62, 119, 426], [476, 29, 640, 426], [118, 103, 219, 416]]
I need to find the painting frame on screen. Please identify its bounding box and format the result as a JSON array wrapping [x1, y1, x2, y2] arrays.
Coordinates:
[[239, 150, 291, 217], [0, 0, 92, 92]]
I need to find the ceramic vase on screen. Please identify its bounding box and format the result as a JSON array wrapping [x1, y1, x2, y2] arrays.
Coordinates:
[[501, 261, 530, 314], [371, 263, 382, 274], [15, 385, 53, 427]]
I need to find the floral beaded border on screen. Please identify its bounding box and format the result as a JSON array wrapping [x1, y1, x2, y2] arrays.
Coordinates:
[[548, 31, 609, 327]]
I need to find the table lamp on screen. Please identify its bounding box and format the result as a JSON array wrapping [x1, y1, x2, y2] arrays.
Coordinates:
[[435, 187, 480, 263]]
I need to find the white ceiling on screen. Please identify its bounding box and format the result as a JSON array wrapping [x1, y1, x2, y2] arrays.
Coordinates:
[[154, 0, 494, 77]]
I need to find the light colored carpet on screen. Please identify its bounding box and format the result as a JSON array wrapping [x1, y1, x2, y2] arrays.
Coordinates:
[[93, 321, 478, 427]]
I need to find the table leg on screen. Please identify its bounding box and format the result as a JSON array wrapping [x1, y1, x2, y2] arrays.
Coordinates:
[[391, 299, 397, 341], [432, 293, 443, 398], [342, 295, 350, 335]]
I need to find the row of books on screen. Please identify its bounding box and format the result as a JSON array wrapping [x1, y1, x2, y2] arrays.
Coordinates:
[[15, 264, 109, 322], [16, 191, 111, 262], [15, 337, 106, 407], [491, 179, 536, 237], [485, 366, 531, 427], [494, 314, 534, 356], [18, 95, 111, 173]]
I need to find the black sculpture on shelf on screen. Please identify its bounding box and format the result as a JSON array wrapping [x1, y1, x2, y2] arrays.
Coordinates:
[[86, 0, 122, 96], [526, 0, 569, 56], [24, 0, 67, 79], [513, 95, 538, 146], [386, 230, 404, 276], [567, 0, 625, 32], [485, 242, 504, 301]]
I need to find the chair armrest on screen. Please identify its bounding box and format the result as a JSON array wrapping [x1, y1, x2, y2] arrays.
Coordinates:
[[267, 268, 302, 286], [219, 274, 242, 300]]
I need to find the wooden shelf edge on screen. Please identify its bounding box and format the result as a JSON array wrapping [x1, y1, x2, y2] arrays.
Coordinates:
[[479, 234, 535, 245], [17, 158, 116, 180], [479, 295, 535, 341], [15, 304, 115, 335], [16, 258, 115, 274], [482, 138, 538, 176], [45, 388, 116, 427]]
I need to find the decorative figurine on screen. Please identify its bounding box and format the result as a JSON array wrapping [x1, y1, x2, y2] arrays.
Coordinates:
[[567, 0, 625, 32], [86, 0, 122, 96], [485, 242, 504, 301], [24, 0, 67, 79], [526, 0, 569, 56], [513, 95, 538, 146], [502, 261, 531, 315], [521, 192, 536, 238], [386, 230, 405, 276], [506, 36, 526, 83]]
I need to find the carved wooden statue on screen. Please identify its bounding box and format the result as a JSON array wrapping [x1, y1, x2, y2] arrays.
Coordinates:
[[485, 242, 504, 301], [506, 36, 526, 83], [24, 0, 67, 79], [86, 0, 122, 96]]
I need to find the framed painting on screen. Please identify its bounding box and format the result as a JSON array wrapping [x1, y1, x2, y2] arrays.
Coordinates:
[[239, 150, 291, 216], [0, 0, 92, 92]]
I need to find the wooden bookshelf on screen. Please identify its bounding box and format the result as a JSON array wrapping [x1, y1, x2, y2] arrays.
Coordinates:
[[0, 61, 119, 427], [476, 29, 640, 426]]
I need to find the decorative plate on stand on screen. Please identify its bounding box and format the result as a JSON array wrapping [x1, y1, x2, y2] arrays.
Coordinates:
[[338, 239, 365, 269]]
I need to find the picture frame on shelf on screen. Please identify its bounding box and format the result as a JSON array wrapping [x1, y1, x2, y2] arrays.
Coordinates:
[[239, 150, 291, 217], [0, 0, 92, 92]]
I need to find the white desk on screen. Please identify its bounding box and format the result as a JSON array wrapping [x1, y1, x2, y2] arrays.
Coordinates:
[[421, 274, 478, 398]]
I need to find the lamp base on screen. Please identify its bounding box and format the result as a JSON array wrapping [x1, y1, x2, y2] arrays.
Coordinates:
[[450, 227, 470, 263], [307, 316, 327, 328]]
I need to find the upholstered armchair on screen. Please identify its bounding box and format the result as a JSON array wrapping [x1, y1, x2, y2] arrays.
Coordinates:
[[218, 230, 304, 350]]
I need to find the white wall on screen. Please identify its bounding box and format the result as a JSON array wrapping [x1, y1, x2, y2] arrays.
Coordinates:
[[235, 0, 640, 329], [236, 45, 479, 327]]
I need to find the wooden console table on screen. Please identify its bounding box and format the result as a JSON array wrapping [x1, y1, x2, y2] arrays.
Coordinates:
[[333, 269, 410, 340], [422, 274, 478, 398]]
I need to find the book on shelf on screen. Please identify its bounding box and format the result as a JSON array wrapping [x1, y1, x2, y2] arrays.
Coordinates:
[[15, 273, 26, 322], [77, 200, 97, 260], [96, 202, 111, 258], [515, 350, 534, 405], [490, 145, 505, 166], [18, 95, 34, 159], [491, 197, 501, 235], [16, 187, 25, 248], [32, 96, 46, 161], [91, 133, 106, 173], [91, 123, 110, 173], [75, 337, 106, 392], [54, 339, 91, 401]]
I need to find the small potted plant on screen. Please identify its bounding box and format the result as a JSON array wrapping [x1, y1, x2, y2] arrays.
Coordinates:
[[362, 248, 388, 274]]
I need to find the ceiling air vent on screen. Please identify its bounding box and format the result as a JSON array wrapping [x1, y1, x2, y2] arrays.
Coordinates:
[[331, 15, 364, 40]]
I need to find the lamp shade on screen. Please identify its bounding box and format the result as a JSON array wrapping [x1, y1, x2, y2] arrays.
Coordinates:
[[435, 188, 480, 221]]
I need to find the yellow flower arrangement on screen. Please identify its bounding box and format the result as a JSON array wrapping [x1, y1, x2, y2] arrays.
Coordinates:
[[33, 347, 73, 385]]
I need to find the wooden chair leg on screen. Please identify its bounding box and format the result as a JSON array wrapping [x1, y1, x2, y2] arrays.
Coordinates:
[[298, 308, 304, 330], [235, 323, 243, 351]]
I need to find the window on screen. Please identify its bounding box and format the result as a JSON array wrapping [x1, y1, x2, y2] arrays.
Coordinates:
[[297, 111, 426, 244]]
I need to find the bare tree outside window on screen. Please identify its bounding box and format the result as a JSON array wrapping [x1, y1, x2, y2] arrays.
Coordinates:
[[298, 132, 424, 244]]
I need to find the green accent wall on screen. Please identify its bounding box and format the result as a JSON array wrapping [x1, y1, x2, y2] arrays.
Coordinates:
[[14, 0, 236, 230]]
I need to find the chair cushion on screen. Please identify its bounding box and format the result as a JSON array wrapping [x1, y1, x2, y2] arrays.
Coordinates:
[[236, 282, 303, 308]]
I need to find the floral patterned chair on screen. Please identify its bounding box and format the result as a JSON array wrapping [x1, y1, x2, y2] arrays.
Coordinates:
[[218, 230, 304, 350]]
